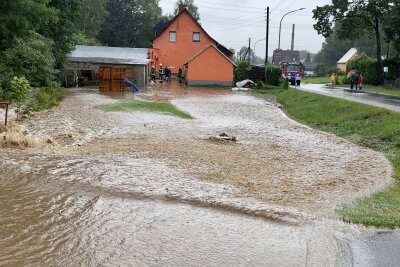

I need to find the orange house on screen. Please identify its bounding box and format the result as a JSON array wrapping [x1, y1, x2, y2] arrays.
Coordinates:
[[150, 4, 235, 86]]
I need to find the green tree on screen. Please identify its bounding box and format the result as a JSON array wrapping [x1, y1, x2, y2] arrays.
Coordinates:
[[39, 0, 83, 72], [2, 32, 57, 87], [383, 2, 400, 55], [0, 0, 58, 50], [98, 0, 162, 48], [313, 24, 393, 67], [315, 64, 326, 77], [313, 0, 393, 85], [10, 76, 31, 119], [299, 50, 314, 62], [0, 64, 14, 100], [304, 53, 312, 64], [79, 0, 108, 39], [173, 0, 200, 21], [237, 46, 256, 63]]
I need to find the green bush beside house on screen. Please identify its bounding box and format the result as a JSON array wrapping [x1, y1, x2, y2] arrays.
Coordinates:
[[264, 64, 281, 86]]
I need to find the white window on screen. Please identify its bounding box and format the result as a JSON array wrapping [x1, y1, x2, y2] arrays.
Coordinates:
[[193, 32, 200, 42], [169, 31, 176, 42]]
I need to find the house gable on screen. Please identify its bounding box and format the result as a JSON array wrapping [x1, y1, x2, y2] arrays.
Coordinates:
[[184, 44, 236, 66], [185, 44, 234, 85]]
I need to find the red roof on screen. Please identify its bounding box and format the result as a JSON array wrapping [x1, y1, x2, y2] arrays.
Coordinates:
[[152, 8, 233, 57]]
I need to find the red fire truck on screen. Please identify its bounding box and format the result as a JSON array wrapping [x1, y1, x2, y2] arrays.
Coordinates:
[[279, 60, 304, 86]]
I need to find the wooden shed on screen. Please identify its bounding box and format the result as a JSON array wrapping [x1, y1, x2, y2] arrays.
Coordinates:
[[67, 45, 150, 91]]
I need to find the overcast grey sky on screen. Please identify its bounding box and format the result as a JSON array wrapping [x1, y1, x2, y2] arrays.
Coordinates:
[[158, 0, 332, 58]]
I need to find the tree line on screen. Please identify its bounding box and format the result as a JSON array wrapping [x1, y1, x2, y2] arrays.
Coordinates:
[[313, 1, 400, 84]]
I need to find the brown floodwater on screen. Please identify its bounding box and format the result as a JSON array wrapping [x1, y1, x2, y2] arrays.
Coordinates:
[[0, 82, 394, 266]]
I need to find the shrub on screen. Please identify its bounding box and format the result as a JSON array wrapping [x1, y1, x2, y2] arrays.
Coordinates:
[[282, 78, 289, 90], [0, 64, 14, 100], [382, 57, 400, 81], [256, 81, 265, 89], [315, 64, 326, 77], [346, 53, 379, 85], [265, 64, 281, 86], [2, 32, 57, 87], [31, 86, 66, 112], [10, 76, 31, 119], [234, 61, 250, 82], [327, 66, 344, 76]]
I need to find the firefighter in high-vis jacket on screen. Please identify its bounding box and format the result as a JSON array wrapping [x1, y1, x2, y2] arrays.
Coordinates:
[[159, 64, 164, 82], [150, 66, 156, 82]]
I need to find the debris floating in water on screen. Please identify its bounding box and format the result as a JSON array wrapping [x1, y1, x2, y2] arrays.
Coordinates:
[[208, 133, 237, 142]]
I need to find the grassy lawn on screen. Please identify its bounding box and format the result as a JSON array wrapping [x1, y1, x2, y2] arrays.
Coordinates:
[[257, 88, 400, 228], [363, 86, 400, 96], [302, 76, 331, 84], [302, 75, 348, 85], [98, 100, 193, 119]]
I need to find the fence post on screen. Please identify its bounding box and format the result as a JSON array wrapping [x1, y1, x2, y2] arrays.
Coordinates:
[[0, 101, 10, 126]]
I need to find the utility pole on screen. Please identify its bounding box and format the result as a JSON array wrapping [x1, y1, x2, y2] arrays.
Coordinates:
[[291, 24, 295, 51], [248, 38, 251, 64], [265, 6, 269, 65]]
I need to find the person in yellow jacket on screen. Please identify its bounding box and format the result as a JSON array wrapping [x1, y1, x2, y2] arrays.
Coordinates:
[[330, 73, 336, 88]]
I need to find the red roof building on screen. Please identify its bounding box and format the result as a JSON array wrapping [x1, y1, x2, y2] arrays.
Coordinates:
[[149, 4, 235, 86]]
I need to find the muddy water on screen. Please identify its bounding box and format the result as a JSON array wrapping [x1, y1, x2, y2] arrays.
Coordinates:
[[0, 83, 393, 266]]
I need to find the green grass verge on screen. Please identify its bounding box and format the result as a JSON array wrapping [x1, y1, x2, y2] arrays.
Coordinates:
[[363, 86, 400, 96], [98, 100, 193, 119], [257, 88, 400, 228], [302, 76, 330, 84], [302, 75, 347, 85]]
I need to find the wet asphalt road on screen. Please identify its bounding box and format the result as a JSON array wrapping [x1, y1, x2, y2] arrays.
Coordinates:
[[351, 231, 400, 266], [295, 84, 400, 112]]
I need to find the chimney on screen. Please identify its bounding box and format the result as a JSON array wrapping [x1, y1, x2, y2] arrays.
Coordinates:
[[178, 2, 187, 13]]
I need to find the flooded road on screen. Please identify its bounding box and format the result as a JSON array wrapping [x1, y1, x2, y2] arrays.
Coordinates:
[[0, 83, 394, 266]]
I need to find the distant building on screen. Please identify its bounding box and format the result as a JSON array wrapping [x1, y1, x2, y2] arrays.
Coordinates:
[[303, 63, 318, 77], [272, 49, 300, 66], [149, 4, 235, 86], [337, 48, 358, 72]]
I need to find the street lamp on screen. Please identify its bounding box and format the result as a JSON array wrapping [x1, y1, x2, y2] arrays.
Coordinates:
[[278, 8, 305, 50], [253, 38, 266, 63]]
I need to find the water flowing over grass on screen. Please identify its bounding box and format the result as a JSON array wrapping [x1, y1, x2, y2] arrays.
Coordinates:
[[263, 88, 400, 228], [98, 100, 193, 119]]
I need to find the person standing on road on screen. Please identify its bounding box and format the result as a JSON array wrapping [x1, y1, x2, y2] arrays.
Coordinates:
[[165, 67, 171, 83], [358, 74, 365, 90], [348, 67, 358, 90], [177, 67, 182, 83], [150, 66, 156, 82], [330, 73, 336, 88], [159, 64, 164, 82]]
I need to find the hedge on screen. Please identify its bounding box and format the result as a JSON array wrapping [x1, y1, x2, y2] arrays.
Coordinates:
[[265, 64, 282, 86], [234, 61, 282, 86], [346, 53, 379, 85]]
